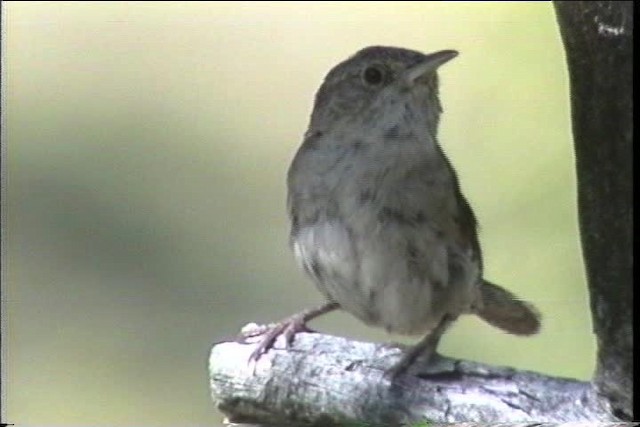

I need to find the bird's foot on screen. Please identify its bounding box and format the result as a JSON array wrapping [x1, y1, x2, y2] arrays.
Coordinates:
[[384, 315, 455, 380], [238, 313, 316, 363], [385, 345, 436, 379], [236, 301, 339, 364]]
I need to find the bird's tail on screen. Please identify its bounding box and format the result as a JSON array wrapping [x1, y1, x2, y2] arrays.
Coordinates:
[[475, 280, 541, 336]]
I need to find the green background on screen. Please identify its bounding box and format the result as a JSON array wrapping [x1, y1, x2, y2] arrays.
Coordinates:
[[4, 2, 593, 426]]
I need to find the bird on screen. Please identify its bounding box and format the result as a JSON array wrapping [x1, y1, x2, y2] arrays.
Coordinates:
[[241, 46, 541, 377]]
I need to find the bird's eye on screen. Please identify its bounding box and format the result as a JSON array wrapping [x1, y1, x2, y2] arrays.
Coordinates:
[[362, 65, 386, 86]]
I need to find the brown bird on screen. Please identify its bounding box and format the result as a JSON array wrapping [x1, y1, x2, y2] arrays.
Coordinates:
[[242, 46, 541, 377]]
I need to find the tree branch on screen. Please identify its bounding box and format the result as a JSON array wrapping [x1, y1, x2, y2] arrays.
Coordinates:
[[209, 331, 613, 425]]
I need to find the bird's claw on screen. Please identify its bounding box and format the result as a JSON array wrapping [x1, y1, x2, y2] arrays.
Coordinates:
[[236, 314, 316, 364]]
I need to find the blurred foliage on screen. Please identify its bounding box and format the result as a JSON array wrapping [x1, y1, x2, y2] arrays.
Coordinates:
[[4, 2, 593, 426]]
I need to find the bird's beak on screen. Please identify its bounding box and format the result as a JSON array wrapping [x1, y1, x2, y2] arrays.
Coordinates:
[[405, 50, 458, 84]]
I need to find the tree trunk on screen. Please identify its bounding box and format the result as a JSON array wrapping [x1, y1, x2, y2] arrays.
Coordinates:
[[554, 1, 633, 420]]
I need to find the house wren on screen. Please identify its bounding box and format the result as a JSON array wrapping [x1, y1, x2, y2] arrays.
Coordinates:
[[243, 46, 540, 377]]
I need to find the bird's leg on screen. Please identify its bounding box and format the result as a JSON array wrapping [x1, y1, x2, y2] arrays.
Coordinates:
[[238, 301, 339, 363], [386, 314, 456, 379]]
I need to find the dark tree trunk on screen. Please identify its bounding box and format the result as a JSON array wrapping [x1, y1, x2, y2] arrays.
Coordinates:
[[554, 1, 633, 420]]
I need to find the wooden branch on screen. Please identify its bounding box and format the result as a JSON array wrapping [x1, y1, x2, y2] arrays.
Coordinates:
[[553, 1, 633, 419], [209, 329, 614, 425]]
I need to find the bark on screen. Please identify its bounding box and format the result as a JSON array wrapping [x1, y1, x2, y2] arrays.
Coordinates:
[[554, 1, 633, 420], [209, 332, 614, 425]]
